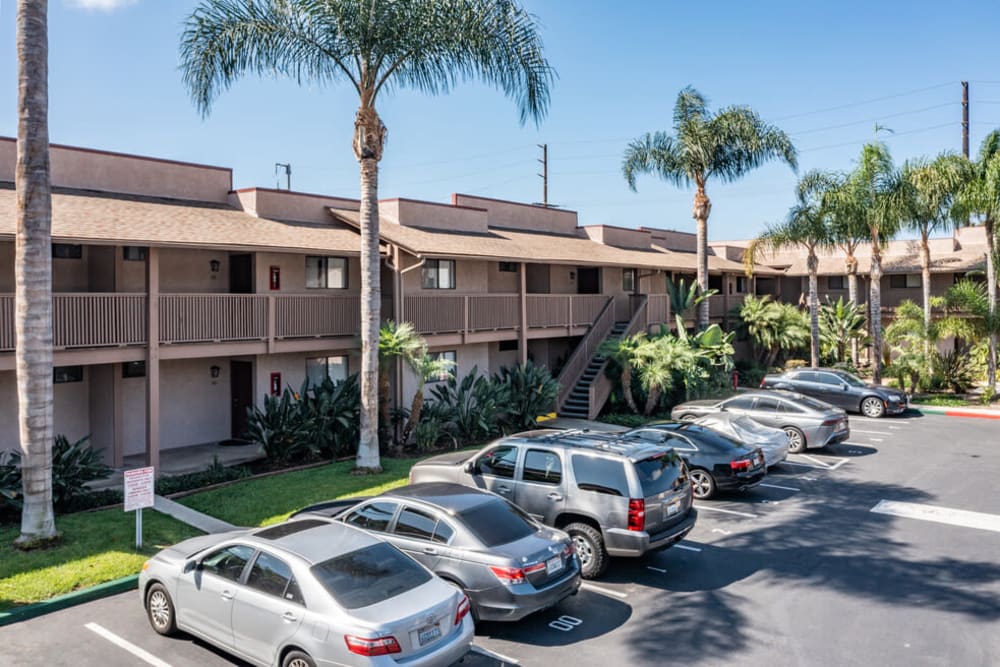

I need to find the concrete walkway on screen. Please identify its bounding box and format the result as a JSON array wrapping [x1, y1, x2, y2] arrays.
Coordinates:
[[153, 495, 239, 534]]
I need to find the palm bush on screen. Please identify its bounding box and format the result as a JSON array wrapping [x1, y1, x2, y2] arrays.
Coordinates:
[[494, 362, 561, 431], [401, 354, 454, 445], [935, 350, 980, 393], [245, 388, 315, 464], [414, 400, 457, 450], [429, 366, 511, 443], [738, 295, 809, 367], [884, 300, 938, 393], [819, 296, 867, 363]]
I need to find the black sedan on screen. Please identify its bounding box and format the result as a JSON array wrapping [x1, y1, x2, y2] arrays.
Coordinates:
[[293, 483, 581, 623], [622, 423, 766, 499], [761, 367, 908, 418]]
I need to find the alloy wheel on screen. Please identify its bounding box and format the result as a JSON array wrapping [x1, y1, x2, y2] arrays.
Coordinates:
[[689, 470, 713, 499], [287, 659, 311, 667], [573, 535, 593, 567], [862, 397, 885, 418], [148, 590, 171, 630], [784, 427, 805, 453]]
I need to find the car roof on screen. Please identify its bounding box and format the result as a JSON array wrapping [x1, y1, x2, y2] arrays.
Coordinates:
[[382, 482, 497, 513], [244, 519, 383, 566], [506, 429, 668, 460]]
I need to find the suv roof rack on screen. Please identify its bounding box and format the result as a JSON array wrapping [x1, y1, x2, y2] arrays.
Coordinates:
[[514, 429, 652, 456]]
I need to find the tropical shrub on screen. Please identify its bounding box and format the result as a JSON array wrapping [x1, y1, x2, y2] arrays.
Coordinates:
[[429, 366, 512, 443], [0, 451, 21, 511], [819, 296, 867, 363], [494, 361, 561, 431], [300, 375, 361, 458], [401, 353, 454, 446], [738, 295, 809, 367], [50, 434, 112, 511], [414, 400, 456, 450], [245, 388, 315, 464], [884, 300, 938, 393], [785, 359, 808, 370], [935, 349, 980, 393], [155, 456, 250, 496]]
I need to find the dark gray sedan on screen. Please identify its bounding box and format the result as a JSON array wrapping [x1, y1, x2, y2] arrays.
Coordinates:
[[294, 483, 581, 623], [761, 367, 908, 418], [670, 390, 850, 453]]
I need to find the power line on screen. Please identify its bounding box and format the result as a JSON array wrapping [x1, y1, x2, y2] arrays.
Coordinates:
[[788, 102, 957, 136], [770, 82, 954, 122], [798, 122, 956, 153]]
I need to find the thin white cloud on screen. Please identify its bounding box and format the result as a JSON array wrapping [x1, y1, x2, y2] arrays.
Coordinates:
[[67, 0, 138, 11]]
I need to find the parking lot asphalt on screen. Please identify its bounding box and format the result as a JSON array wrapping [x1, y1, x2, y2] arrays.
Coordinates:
[[3, 413, 999, 667]]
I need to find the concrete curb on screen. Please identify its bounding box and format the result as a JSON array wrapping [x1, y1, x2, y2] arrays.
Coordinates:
[[0, 574, 138, 627], [910, 405, 1000, 419]]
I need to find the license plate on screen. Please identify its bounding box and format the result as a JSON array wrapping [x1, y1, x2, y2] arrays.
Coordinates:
[[666, 501, 680, 516], [545, 555, 563, 575], [417, 624, 441, 647]]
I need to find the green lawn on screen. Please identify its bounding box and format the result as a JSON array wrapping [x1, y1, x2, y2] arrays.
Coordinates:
[[178, 457, 418, 528], [0, 509, 199, 611]]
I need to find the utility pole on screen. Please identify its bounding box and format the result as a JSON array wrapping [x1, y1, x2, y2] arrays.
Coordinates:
[[537, 143, 547, 207], [962, 81, 970, 158], [275, 162, 291, 190]]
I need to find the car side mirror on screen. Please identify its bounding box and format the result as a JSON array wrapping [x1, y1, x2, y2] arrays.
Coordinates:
[[183, 560, 200, 574], [842, 384, 850, 391], [464, 460, 476, 474]]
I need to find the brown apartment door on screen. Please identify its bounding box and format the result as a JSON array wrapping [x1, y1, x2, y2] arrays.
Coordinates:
[[230, 254, 254, 294], [230, 361, 254, 439], [577, 267, 600, 294]]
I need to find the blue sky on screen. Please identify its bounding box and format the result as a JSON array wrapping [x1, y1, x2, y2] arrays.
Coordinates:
[[2, 0, 999, 240]]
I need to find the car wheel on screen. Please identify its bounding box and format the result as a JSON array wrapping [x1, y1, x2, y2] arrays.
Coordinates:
[[145, 583, 177, 636], [678, 413, 696, 422], [689, 469, 717, 500], [283, 650, 316, 667], [565, 522, 608, 579], [861, 396, 885, 418], [784, 426, 807, 454]]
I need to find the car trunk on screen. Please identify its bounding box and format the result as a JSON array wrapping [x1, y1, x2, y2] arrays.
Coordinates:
[[634, 453, 693, 536], [486, 530, 573, 588], [347, 582, 462, 657]]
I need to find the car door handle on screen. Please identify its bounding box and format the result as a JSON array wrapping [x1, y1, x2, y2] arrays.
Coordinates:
[[282, 611, 298, 623], [220, 590, 234, 601], [422, 547, 439, 555], [547, 492, 563, 501], [497, 486, 512, 494]]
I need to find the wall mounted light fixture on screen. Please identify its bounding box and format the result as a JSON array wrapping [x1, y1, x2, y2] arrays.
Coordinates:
[[210, 365, 221, 379], [569, 271, 576, 280], [210, 259, 221, 273]]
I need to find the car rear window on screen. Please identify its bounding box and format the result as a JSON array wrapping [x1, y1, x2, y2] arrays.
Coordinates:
[[786, 394, 831, 411], [458, 499, 536, 547], [635, 452, 685, 496], [572, 455, 630, 497], [312, 543, 432, 610]]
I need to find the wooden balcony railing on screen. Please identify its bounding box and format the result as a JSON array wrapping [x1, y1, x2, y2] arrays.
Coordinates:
[[0, 295, 14, 351], [160, 294, 268, 344], [54, 293, 147, 348], [277, 295, 360, 338], [647, 293, 671, 328]]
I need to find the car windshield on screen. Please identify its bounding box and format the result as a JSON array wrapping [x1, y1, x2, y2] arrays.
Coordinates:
[[312, 542, 432, 610], [459, 499, 537, 547], [835, 372, 867, 387], [635, 452, 685, 496]]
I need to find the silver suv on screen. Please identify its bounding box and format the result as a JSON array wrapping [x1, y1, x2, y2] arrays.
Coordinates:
[[409, 430, 698, 578]]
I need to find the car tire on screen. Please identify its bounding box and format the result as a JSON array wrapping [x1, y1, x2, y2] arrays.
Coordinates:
[[678, 413, 696, 422], [784, 426, 807, 454], [565, 522, 608, 579], [145, 583, 177, 637], [861, 396, 885, 418], [283, 650, 316, 667], [689, 468, 717, 500]]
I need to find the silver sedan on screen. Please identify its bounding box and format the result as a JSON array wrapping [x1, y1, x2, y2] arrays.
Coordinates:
[[693, 413, 789, 468], [671, 390, 850, 453], [138, 519, 474, 667]]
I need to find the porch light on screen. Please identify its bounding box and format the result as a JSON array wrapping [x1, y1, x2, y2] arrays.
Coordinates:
[[210, 365, 221, 379], [210, 259, 221, 273]]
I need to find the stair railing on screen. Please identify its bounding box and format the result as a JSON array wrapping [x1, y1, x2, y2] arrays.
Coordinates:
[[556, 296, 615, 410], [587, 295, 649, 419]]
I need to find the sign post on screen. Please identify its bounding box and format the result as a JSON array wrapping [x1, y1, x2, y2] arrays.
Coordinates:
[[124, 467, 155, 549]]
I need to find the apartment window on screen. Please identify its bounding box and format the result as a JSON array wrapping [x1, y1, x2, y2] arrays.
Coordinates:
[[421, 259, 456, 289], [54, 366, 83, 383], [122, 246, 148, 261], [52, 244, 82, 259], [498, 262, 519, 273], [708, 275, 723, 291], [498, 340, 519, 352], [622, 268, 636, 292], [305, 256, 348, 289], [828, 275, 846, 290], [430, 351, 457, 381], [122, 361, 146, 378], [734, 276, 749, 294], [305, 355, 348, 386], [889, 274, 921, 289]]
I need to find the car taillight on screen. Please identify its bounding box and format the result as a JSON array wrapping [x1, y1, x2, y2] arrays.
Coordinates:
[[345, 635, 402, 657], [730, 459, 751, 472], [563, 542, 575, 557], [822, 418, 839, 426], [454, 595, 471, 626], [760, 378, 766, 388], [627, 499, 645, 532], [489, 563, 544, 584]]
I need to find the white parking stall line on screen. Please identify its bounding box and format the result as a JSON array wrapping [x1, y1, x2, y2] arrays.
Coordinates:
[[800, 454, 833, 468], [85, 623, 173, 667], [674, 543, 702, 552], [868, 438, 885, 443], [470, 645, 521, 665], [580, 582, 629, 599], [695, 504, 759, 518], [776, 460, 830, 470], [871, 500, 1000, 534], [759, 483, 801, 492], [850, 429, 891, 435], [647, 566, 668, 573], [828, 458, 850, 470]]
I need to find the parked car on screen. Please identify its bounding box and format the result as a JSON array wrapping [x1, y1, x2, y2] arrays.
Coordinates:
[[622, 423, 767, 499], [670, 390, 850, 453], [691, 413, 789, 468], [292, 483, 581, 623], [138, 519, 473, 667], [409, 430, 697, 579], [760, 367, 908, 418]]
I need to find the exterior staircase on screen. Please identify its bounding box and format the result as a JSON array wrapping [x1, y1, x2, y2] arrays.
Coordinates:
[[558, 321, 629, 419]]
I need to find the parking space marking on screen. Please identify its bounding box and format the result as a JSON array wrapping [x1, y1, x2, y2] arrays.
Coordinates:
[[674, 543, 702, 552], [871, 500, 1000, 534], [779, 460, 831, 470], [85, 623, 173, 667], [580, 582, 629, 599], [759, 483, 801, 492], [470, 645, 521, 665], [647, 566, 668, 573], [695, 505, 759, 518], [800, 454, 833, 468], [851, 429, 891, 435]]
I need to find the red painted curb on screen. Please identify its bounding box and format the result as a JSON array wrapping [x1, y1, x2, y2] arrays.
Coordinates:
[[942, 408, 1000, 420]]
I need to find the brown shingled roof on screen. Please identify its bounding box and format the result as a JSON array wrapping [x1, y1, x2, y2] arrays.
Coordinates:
[[0, 184, 362, 254]]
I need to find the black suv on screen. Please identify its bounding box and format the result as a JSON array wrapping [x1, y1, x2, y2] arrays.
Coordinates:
[[760, 367, 908, 418], [408, 430, 698, 578]]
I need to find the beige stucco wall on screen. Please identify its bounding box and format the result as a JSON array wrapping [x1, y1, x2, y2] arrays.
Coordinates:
[[401, 256, 488, 293], [383, 199, 489, 234], [583, 225, 653, 250], [254, 252, 361, 294], [488, 342, 519, 373], [486, 261, 520, 293], [452, 194, 579, 235], [234, 188, 358, 224], [0, 371, 17, 453], [160, 357, 232, 449], [160, 248, 230, 293], [877, 273, 953, 309], [122, 373, 147, 456], [52, 247, 90, 292], [400, 343, 489, 410], [646, 229, 697, 253], [548, 265, 578, 294], [254, 350, 356, 408]]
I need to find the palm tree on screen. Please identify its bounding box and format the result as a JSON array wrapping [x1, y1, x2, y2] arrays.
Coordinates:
[[738, 295, 809, 368], [818, 296, 866, 364], [665, 276, 716, 331], [378, 321, 426, 446], [180, 0, 553, 473], [952, 131, 1000, 391], [633, 335, 699, 415], [598, 334, 645, 414], [744, 171, 834, 367], [14, 0, 57, 547], [400, 353, 453, 445], [824, 172, 869, 365], [622, 87, 797, 330]]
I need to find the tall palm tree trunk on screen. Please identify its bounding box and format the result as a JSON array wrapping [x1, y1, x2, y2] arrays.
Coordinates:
[[846, 253, 859, 365], [807, 251, 820, 367], [870, 248, 884, 384], [920, 236, 933, 376], [15, 0, 57, 546], [986, 217, 997, 391], [643, 386, 661, 416], [693, 184, 711, 331], [401, 385, 424, 446], [621, 363, 638, 414], [354, 103, 386, 473]]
